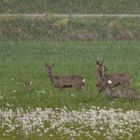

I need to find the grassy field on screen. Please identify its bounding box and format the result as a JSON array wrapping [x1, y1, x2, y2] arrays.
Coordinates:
[[1, 0, 140, 138], [0, 16, 140, 41], [0, 41, 140, 110], [0, 41, 140, 139], [0, 0, 140, 14]]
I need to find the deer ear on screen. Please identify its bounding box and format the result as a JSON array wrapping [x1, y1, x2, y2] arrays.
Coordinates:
[[30, 81, 32, 85], [101, 60, 104, 65], [96, 60, 100, 65], [24, 81, 27, 85]]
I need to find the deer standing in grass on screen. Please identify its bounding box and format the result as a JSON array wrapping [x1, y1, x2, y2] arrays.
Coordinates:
[[24, 81, 32, 94], [45, 64, 85, 90], [96, 78, 140, 100], [96, 59, 132, 93]]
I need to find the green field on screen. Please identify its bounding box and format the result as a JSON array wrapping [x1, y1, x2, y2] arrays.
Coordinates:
[[0, 16, 140, 41], [1, 0, 140, 138], [1, 41, 140, 140], [0, 0, 140, 14], [0, 41, 140, 110]]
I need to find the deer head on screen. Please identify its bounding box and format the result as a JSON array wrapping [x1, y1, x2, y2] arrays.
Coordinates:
[[45, 63, 54, 75], [96, 77, 113, 95], [96, 59, 132, 94], [24, 81, 32, 94], [96, 59, 107, 82]]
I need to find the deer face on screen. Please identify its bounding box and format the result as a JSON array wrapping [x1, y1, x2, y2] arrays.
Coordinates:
[[45, 63, 54, 75], [24, 81, 32, 93], [96, 77, 113, 94], [96, 60, 107, 80]]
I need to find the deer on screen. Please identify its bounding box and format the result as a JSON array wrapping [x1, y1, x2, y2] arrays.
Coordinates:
[[96, 59, 132, 93], [45, 64, 85, 90], [96, 59, 107, 84], [96, 78, 140, 100], [24, 81, 32, 94]]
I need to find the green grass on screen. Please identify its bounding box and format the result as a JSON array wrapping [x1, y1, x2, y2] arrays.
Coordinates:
[[0, 41, 140, 110], [0, 16, 140, 41], [0, 0, 140, 14]]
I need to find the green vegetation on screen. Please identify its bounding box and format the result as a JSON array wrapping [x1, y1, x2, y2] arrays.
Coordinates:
[[0, 16, 140, 41], [0, 0, 140, 14], [0, 41, 140, 110], [1, 1, 140, 139]]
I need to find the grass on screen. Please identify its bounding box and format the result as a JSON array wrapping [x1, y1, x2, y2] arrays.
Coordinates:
[[0, 41, 140, 110], [0, 0, 140, 14], [0, 16, 140, 41]]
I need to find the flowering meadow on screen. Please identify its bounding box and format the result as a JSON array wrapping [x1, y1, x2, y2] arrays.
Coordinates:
[[1, 106, 140, 140], [0, 41, 140, 139]]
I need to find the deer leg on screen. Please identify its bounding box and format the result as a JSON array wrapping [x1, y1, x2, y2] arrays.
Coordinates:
[[72, 84, 82, 91], [80, 83, 86, 90], [58, 86, 63, 90]]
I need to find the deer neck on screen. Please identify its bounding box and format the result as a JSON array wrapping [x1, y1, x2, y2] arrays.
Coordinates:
[[48, 71, 54, 83]]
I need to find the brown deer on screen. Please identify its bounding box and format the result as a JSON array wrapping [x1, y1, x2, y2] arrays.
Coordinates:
[[24, 81, 32, 94], [96, 78, 140, 100], [105, 73, 132, 88], [45, 64, 85, 90], [96, 59, 107, 83], [96, 59, 132, 93]]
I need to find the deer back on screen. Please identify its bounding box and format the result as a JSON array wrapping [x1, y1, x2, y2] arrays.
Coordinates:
[[121, 87, 140, 100], [106, 73, 132, 88], [53, 75, 85, 87]]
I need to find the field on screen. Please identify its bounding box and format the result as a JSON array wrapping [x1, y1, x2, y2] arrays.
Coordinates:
[[0, 1, 140, 138], [0, 0, 140, 14], [0, 16, 140, 41], [0, 41, 140, 139]]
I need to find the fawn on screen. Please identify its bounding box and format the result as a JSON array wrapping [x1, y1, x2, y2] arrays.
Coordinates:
[[45, 64, 85, 90], [24, 81, 32, 94]]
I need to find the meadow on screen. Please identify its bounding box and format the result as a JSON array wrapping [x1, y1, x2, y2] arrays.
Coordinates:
[[0, 41, 140, 110], [0, 0, 140, 14], [0, 41, 140, 139], [0, 16, 139, 41], [1, 0, 140, 137]]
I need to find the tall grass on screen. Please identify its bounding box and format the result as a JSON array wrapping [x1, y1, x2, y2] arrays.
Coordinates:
[[0, 16, 139, 41], [0, 0, 140, 14], [0, 41, 140, 110]]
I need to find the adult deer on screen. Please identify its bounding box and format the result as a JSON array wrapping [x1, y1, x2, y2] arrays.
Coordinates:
[[96, 78, 140, 100], [45, 64, 85, 90], [96, 59, 107, 83], [96, 59, 132, 93]]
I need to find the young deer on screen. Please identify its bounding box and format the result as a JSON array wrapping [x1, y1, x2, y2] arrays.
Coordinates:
[[96, 59, 132, 93], [96, 78, 140, 100], [24, 81, 32, 94], [45, 64, 85, 90]]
